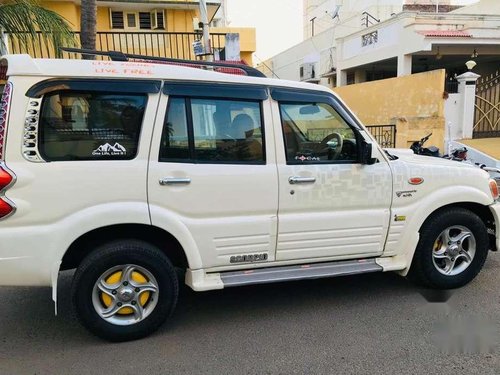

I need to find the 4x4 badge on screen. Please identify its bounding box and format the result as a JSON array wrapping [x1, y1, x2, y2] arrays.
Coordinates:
[[92, 143, 127, 156]]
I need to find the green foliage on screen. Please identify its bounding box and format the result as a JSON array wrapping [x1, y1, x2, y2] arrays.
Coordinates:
[[0, 0, 76, 57]]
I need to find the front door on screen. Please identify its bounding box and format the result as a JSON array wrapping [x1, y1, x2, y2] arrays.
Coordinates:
[[272, 89, 392, 261], [148, 83, 278, 269]]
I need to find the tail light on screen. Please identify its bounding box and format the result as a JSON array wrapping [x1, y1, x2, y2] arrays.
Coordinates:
[[0, 164, 15, 219], [0, 165, 13, 190], [0, 197, 14, 217], [0, 81, 15, 219], [0, 82, 13, 160]]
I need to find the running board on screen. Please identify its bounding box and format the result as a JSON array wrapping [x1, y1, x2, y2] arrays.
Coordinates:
[[220, 259, 382, 287]]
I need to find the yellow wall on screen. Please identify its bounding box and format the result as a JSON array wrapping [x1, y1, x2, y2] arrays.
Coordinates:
[[36, 2, 255, 63], [42, 1, 80, 29], [333, 70, 446, 148]]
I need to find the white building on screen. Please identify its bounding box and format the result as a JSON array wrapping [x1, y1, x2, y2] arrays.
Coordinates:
[[260, 0, 500, 89]]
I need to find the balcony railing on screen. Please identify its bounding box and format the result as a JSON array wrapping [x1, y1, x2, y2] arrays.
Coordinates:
[[366, 124, 396, 148], [5, 31, 227, 61]]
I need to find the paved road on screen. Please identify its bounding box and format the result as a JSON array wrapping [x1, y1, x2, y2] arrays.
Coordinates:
[[1, 254, 499, 375]]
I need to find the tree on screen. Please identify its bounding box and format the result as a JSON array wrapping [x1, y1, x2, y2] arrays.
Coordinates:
[[80, 0, 96, 59], [0, 0, 75, 57]]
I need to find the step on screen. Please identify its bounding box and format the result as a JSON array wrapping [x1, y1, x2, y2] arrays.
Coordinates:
[[220, 259, 382, 287]]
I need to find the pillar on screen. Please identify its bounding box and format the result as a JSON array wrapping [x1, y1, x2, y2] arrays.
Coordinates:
[[397, 54, 412, 77], [456, 71, 480, 139]]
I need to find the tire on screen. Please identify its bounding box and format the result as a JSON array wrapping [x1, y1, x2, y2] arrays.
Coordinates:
[[72, 239, 179, 342], [408, 207, 489, 290]]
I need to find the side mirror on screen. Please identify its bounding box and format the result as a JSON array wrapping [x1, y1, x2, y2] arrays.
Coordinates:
[[361, 140, 377, 165]]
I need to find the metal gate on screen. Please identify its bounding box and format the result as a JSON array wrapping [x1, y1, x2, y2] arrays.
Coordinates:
[[474, 70, 500, 138], [366, 125, 396, 148]]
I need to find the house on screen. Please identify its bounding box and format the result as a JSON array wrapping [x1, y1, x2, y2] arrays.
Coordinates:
[[4, 0, 256, 64], [260, 0, 500, 88], [258, 0, 499, 156]]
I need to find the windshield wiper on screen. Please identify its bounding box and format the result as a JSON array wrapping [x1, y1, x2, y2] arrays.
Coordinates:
[[384, 149, 398, 160]]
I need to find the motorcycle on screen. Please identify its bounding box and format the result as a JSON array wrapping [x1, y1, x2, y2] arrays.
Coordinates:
[[410, 133, 468, 161], [411, 134, 499, 181]]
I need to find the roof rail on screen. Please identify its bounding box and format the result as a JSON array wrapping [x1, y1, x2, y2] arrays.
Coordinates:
[[60, 47, 266, 78]]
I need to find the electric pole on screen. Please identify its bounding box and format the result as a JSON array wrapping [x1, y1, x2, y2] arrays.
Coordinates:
[[199, 0, 213, 61]]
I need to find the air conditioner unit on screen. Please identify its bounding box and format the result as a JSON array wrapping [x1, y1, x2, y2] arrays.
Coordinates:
[[300, 63, 316, 81]]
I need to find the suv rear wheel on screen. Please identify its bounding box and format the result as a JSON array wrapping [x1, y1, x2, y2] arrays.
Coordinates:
[[409, 208, 489, 289], [72, 239, 178, 341]]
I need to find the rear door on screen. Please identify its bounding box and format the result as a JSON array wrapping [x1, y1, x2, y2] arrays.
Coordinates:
[[271, 88, 392, 261], [148, 83, 278, 269]]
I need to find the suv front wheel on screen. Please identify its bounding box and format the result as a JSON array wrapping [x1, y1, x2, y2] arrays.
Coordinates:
[[409, 207, 489, 289], [72, 240, 179, 341]]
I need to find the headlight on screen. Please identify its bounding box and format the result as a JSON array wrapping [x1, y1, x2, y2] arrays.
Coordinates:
[[490, 179, 499, 200]]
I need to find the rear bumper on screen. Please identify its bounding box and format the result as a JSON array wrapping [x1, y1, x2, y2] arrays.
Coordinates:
[[490, 202, 500, 252], [0, 227, 55, 286]]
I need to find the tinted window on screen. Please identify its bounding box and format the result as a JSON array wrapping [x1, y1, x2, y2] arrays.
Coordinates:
[[39, 91, 146, 161], [279, 102, 358, 164], [160, 97, 264, 164], [160, 97, 189, 160]]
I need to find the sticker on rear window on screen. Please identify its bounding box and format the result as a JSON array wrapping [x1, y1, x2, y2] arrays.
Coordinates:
[[92, 143, 127, 156]]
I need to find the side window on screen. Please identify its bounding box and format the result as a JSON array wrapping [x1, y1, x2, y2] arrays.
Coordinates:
[[160, 97, 189, 160], [160, 97, 264, 164], [279, 102, 358, 164], [39, 91, 146, 161]]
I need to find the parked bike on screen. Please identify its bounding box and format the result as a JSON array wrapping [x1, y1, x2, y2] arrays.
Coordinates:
[[410, 133, 468, 161]]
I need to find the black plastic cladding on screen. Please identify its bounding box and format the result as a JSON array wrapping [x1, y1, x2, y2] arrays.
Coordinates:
[[163, 82, 268, 100]]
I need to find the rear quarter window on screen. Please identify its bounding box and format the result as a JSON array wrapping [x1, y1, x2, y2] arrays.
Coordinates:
[[39, 91, 147, 161]]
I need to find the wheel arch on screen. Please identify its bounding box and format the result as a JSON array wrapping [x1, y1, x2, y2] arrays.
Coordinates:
[[60, 224, 190, 271], [406, 202, 491, 288], [397, 200, 495, 277], [420, 202, 494, 233]]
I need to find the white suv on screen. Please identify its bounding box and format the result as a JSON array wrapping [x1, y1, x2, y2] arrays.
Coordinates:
[[0, 54, 499, 341]]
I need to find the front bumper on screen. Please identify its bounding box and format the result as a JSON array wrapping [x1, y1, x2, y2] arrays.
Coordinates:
[[490, 202, 500, 252]]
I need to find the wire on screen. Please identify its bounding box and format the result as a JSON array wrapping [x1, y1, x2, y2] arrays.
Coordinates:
[[254, 54, 280, 79]]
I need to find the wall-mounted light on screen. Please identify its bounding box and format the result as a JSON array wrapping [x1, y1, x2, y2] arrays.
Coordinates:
[[465, 60, 477, 70], [436, 47, 442, 60], [471, 49, 478, 58]]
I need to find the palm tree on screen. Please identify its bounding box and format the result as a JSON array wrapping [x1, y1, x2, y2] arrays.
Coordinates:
[[80, 0, 96, 59], [0, 0, 75, 57]]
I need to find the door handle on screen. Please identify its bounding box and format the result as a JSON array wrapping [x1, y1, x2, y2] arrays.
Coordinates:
[[159, 177, 191, 186], [288, 176, 316, 185]]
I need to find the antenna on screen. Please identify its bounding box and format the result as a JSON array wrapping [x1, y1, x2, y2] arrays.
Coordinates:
[[326, 5, 341, 20]]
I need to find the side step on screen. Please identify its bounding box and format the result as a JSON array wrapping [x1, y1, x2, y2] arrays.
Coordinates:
[[220, 259, 382, 287]]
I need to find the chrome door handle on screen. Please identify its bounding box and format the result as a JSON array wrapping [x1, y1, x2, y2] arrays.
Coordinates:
[[159, 177, 191, 186], [288, 176, 316, 185]]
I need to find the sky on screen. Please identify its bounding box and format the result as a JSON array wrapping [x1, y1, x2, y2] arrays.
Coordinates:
[[226, 0, 304, 62]]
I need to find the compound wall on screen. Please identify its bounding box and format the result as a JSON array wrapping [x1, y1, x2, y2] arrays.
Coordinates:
[[333, 69, 446, 149]]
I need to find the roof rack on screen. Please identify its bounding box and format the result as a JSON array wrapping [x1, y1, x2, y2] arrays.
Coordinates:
[[60, 47, 266, 78]]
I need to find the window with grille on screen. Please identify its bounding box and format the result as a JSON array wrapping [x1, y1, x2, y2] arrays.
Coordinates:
[[110, 9, 165, 30], [110, 11, 124, 29]]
